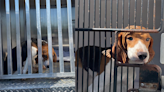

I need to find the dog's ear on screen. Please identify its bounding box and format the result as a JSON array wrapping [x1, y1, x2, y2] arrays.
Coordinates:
[[147, 37, 155, 63], [112, 33, 127, 63]]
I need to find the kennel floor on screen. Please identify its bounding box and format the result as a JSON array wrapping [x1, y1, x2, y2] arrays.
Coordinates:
[[0, 62, 75, 92]]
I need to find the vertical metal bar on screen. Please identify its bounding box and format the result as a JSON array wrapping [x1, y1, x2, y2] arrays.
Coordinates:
[[134, 0, 137, 28], [110, 0, 113, 28], [127, 67, 129, 91], [147, 0, 150, 29], [128, 0, 130, 28], [122, 0, 124, 28], [36, 0, 42, 73], [76, 0, 80, 91], [92, 0, 96, 91], [140, 0, 143, 29], [82, 0, 85, 91], [5, 0, 12, 75], [92, 31, 95, 92], [104, 0, 107, 28], [46, 0, 53, 73], [120, 67, 123, 92], [116, 0, 118, 28], [25, 0, 32, 74], [121, 0, 124, 91], [109, 33, 113, 91], [67, 0, 75, 73], [133, 67, 135, 89], [15, 0, 22, 74], [113, 32, 118, 92], [98, 0, 101, 91], [0, 5, 3, 75], [153, 0, 156, 29], [86, 0, 90, 91], [103, 31, 107, 92], [56, 0, 64, 73]]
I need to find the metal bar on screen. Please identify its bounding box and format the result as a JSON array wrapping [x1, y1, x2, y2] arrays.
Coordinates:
[[117, 63, 144, 67], [75, 28, 159, 32], [15, 0, 22, 74], [153, 0, 156, 29], [82, 0, 85, 91], [25, 0, 32, 74], [147, 0, 149, 29], [92, 0, 96, 91], [109, 32, 113, 91], [120, 67, 123, 92], [46, 0, 53, 73], [128, 0, 130, 28], [0, 6, 3, 75], [103, 31, 107, 92], [56, 0, 64, 73], [67, 0, 75, 73], [0, 72, 75, 79], [92, 31, 95, 92], [134, 0, 137, 28], [113, 31, 118, 92], [127, 67, 129, 91], [76, 0, 80, 91], [98, 0, 101, 91], [86, 0, 90, 91], [122, 0, 124, 28], [104, 0, 107, 28], [36, 0, 42, 73], [140, 0, 143, 29], [133, 67, 135, 89], [5, 0, 12, 75], [110, 0, 113, 28], [116, 0, 118, 28]]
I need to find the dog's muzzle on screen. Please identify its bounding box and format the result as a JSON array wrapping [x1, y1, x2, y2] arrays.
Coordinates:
[[138, 52, 147, 60]]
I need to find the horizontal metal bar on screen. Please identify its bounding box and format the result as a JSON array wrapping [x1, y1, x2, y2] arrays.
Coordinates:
[[15, 0, 22, 75], [0, 72, 75, 79], [117, 63, 144, 67], [75, 28, 160, 32], [46, 0, 53, 73]]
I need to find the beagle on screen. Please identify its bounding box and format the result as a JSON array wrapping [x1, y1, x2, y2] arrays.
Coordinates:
[[75, 25, 155, 92], [3, 38, 57, 74]]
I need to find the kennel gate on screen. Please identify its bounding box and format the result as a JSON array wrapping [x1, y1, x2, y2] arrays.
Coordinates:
[[0, 0, 75, 79], [75, 0, 164, 92]]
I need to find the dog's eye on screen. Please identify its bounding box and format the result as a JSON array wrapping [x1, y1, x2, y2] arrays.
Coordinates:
[[127, 37, 133, 41], [146, 38, 150, 41]]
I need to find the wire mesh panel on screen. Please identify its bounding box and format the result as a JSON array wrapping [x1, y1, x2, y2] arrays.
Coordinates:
[[75, 0, 164, 92], [0, 0, 75, 79]]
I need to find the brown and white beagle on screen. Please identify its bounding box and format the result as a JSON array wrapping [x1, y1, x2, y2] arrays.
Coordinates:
[[3, 38, 57, 74], [75, 25, 155, 92]]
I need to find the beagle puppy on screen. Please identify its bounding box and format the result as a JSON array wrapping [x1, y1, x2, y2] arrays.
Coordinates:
[[3, 38, 57, 74], [75, 25, 155, 92]]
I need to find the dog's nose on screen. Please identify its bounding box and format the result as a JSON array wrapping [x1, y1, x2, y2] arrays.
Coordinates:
[[138, 52, 147, 60], [46, 65, 49, 68]]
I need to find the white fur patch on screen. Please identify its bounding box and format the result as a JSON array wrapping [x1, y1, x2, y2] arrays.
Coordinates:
[[127, 41, 149, 64]]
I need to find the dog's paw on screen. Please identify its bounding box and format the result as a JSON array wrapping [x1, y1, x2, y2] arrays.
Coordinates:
[[101, 49, 111, 58]]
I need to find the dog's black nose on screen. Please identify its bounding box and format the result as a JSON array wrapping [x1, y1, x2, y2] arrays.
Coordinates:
[[138, 52, 147, 60], [46, 66, 49, 68]]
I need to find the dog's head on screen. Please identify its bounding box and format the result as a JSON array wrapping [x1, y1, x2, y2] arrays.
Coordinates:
[[35, 41, 57, 68], [112, 25, 155, 64]]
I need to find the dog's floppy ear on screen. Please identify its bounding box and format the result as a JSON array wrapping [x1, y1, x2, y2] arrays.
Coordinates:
[[147, 37, 155, 63], [112, 32, 127, 63]]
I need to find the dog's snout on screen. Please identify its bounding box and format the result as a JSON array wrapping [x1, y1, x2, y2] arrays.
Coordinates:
[[138, 52, 147, 60], [46, 65, 49, 68]]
